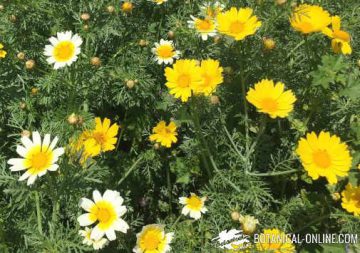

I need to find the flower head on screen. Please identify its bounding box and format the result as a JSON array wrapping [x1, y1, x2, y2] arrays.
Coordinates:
[[193, 59, 224, 96], [290, 4, 331, 34], [256, 229, 295, 253], [7, 132, 64, 186], [133, 224, 173, 253], [77, 190, 129, 241], [246, 79, 297, 118], [0, 43, 7, 59], [239, 215, 259, 234], [217, 7, 261, 41], [79, 227, 109, 250], [149, 0, 167, 4], [121, 2, 134, 13], [165, 59, 203, 102], [188, 16, 217, 41], [322, 16, 352, 55], [296, 131, 352, 184], [44, 31, 82, 69], [179, 193, 207, 220], [149, 121, 178, 148], [200, 1, 225, 19], [341, 183, 360, 216], [151, 39, 180, 65]]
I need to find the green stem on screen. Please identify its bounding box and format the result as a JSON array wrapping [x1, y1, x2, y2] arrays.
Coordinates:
[[245, 169, 299, 177], [170, 214, 182, 230], [35, 191, 43, 235], [117, 157, 143, 186], [166, 166, 172, 214]]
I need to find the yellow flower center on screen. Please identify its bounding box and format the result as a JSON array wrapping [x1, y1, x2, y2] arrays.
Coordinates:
[[97, 208, 111, 223], [298, 22, 314, 33], [333, 30, 350, 42], [24, 146, 53, 173], [91, 201, 116, 229], [177, 74, 191, 88], [142, 231, 161, 250], [53, 41, 75, 62], [187, 195, 202, 210], [31, 151, 51, 171], [156, 45, 174, 58], [313, 150, 331, 168], [92, 132, 106, 145], [230, 21, 245, 34], [195, 19, 213, 31], [202, 74, 212, 88], [261, 98, 278, 112]]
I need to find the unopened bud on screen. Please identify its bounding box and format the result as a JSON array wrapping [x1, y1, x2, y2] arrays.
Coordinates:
[[21, 130, 31, 138], [25, 59, 35, 70], [17, 52, 25, 60], [80, 13, 90, 21], [90, 57, 101, 67], [126, 80, 135, 89]]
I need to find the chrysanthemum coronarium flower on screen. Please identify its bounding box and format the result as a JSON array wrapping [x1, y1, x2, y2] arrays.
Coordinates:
[[79, 227, 109, 250], [7, 132, 65, 185], [0, 43, 7, 58], [179, 193, 207, 220], [256, 229, 295, 253], [200, 1, 225, 19], [296, 131, 352, 184], [239, 214, 259, 235], [78, 190, 129, 241], [133, 224, 173, 253], [246, 79, 297, 119], [149, 121, 178, 148], [188, 16, 217, 41], [322, 16, 352, 55], [290, 4, 331, 34], [44, 31, 82, 69], [341, 183, 360, 216], [193, 59, 223, 96], [149, 0, 168, 4], [217, 7, 261, 41], [165, 59, 203, 102], [151, 39, 180, 65]]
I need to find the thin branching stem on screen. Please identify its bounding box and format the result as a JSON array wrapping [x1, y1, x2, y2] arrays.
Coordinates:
[[35, 191, 43, 235]]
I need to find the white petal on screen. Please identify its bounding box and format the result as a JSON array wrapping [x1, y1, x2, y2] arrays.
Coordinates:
[[52, 147, 65, 161], [105, 229, 116, 241], [181, 206, 190, 216], [179, 197, 187, 204], [190, 210, 201, 220], [49, 37, 58, 46], [46, 57, 56, 64], [103, 190, 116, 202], [113, 219, 129, 233], [90, 225, 105, 241], [16, 146, 28, 158], [93, 190, 102, 202], [49, 136, 58, 150], [116, 205, 127, 216], [42, 134, 51, 152], [27, 175, 37, 185], [80, 198, 95, 212], [77, 213, 96, 226], [48, 164, 58, 171], [32, 132, 41, 146], [21, 136, 33, 149], [114, 195, 124, 206], [19, 171, 31, 181], [38, 170, 48, 177]]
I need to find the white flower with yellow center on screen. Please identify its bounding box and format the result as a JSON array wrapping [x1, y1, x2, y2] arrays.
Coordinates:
[[133, 224, 173, 253], [77, 190, 129, 241], [151, 39, 180, 65], [44, 31, 82, 69], [200, 1, 225, 19], [7, 132, 64, 186], [179, 193, 207, 220], [188, 15, 217, 41], [79, 227, 109, 250]]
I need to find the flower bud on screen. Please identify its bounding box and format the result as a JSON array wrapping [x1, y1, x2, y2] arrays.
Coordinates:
[[9, 15, 17, 23], [357, 59, 360, 68], [231, 211, 240, 221], [21, 130, 31, 138], [167, 31, 175, 39], [107, 5, 115, 13], [263, 37, 276, 50], [126, 80, 135, 89], [83, 25, 89, 31], [332, 192, 341, 201], [210, 95, 220, 105], [17, 52, 25, 60], [81, 13, 90, 21], [239, 215, 259, 235], [139, 39, 149, 47], [90, 57, 101, 67], [154, 143, 160, 150], [25, 59, 35, 70], [276, 0, 287, 5], [121, 2, 134, 13], [0, 5, 4, 11], [31, 87, 39, 95], [19, 101, 26, 110], [67, 113, 79, 125]]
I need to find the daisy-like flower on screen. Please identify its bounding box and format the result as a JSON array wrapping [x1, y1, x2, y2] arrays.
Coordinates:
[[0, 43, 7, 59], [121, 2, 134, 13], [179, 193, 207, 220], [193, 59, 223, 96], [77, 189, 129, 241], [164, 59, 203, 102], [151, 39, 180, 65], [79, 227, 109, 250], [341, 183, 360, 216], [246, 79, 297, 119], [217, 7, 262, 41], [133, 224, 173, 253], [7, 132, 64, 186], [149, 121, 178, 148], [239, 215, 259, 235], [290, 4, 331, 34], [188, 16, 217, 41], [149, 0, 168, 4], [200, 1, 225, 19], [322, 16, 352, 55], [296, 131, 352, 184], [256, 229, 295, 253], [44, 31, 82, 69]]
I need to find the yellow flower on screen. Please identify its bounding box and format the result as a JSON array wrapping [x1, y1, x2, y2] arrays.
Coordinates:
[[239, 214, 259, 235], [0, 43, 7, 58], [256, 229, 295, 253], [193, 59, 223, 96], [149, 121, 178, 148], [217, 7, 262, 41], [44, 31, 82, 69], [121, 2, 134, 13], [246, 79, 297, 118], [78, 190, 129, 241], [296, 131, 352, 184], [179, 193, 207, 220], [151, 39, 180, 65], [322, 16, 352, 55], [188, 16, 217, 41], [7, 132, 65, 185], [341, 183, 360, 216], [133, 224, 173, 253], [290, 4, 331, 34], [165, 59, 203, 102], [149, 0, 167, 4]]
